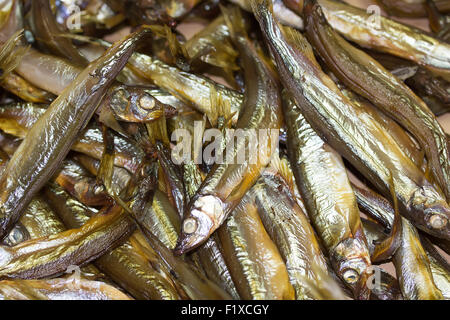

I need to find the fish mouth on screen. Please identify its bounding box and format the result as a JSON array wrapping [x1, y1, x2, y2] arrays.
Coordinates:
[[173, 240, 189, 256], [173, 226, 201, 256], [173, 200, 218, 255], [173, 228, 210, 256]]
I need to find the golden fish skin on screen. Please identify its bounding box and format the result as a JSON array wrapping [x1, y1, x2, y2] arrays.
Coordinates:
[[15, 49, 175, 124], [355, 186, 444, 300], [0, 73, 54, 103], [128, 50, 243, 125], [15, 195, 105, 281], [339, 88, 423, 169], [0, 278, 131, 300], [252, 0, 450, 241], [280, 90, 371, 299], [419, 235, 450, 299], [195, 234, 241, 300], [184, 15, 239, 76], [253, 172, 341, 300], [175, 7, 283, 254], [316, 0, 450, 81], [137, 190, 181, 251], [0, 105, 146, 175], [44, 185, 182, 300], [304, 0, 450, 202], [217, 189, 295, 300], [29, 0, 88, 66], [14, 196, 66, 240], [0, 146, 105, 281], [0, 204, 133, 280]]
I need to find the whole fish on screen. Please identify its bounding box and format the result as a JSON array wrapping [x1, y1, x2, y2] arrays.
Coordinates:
[[179, 151, 240, 300], [313, 0, 450, 81], [280, 90, 372, 299], [0, 192, 106, 282], [217, 185, 295, 300], [72, 36, 244, 125], [15, 49, 176, 123], [304, 0, 450, 201], [175, 7, 283, 254], [0, 28, 152, 239], [251, 0, 450, 241], [0, 204, 133, 280]]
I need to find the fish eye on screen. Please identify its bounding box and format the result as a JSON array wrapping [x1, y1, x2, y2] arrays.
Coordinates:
[[182, 218, 198, 234], [139, 94, 156, 110], [342, 269, 359, 284], [429, 214, 447, 229]]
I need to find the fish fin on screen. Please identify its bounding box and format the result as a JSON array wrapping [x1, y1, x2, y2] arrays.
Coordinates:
[[146, 114, 170, 146], [207, 85, 232, 128], [370, 171, 402, 263], [147, 25, 190, 70], [0, 30, 28, 81], [221, 4, 248, 40], [96, 124, 116, 197], [269, 154, 295, 192]]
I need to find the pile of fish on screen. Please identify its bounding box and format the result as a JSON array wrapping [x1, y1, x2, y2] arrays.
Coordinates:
[[0, 0, 448, 300]]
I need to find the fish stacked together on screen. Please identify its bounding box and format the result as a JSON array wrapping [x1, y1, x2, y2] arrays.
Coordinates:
[[0, 0, 447, 300]]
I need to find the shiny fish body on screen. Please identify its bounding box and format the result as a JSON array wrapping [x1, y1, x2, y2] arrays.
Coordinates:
[[253, 172, 334, 300], [304, 1, 450, 201], [317, 0, 450, 81], [218, 190, 295, 300], [44, 185, 182, 300], [0, 29, 151, 239], [280, 90, 371, 299], [251, 0, 450, 241], [355, 187, 444, 299], [175, 8, 283, 254]]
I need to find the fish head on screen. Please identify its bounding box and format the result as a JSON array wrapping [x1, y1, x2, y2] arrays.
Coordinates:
[[109, 85, 177, 122], [410, 186, 450, 239], [331, 237, 372, 300], [173, 195, 225, 255]]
